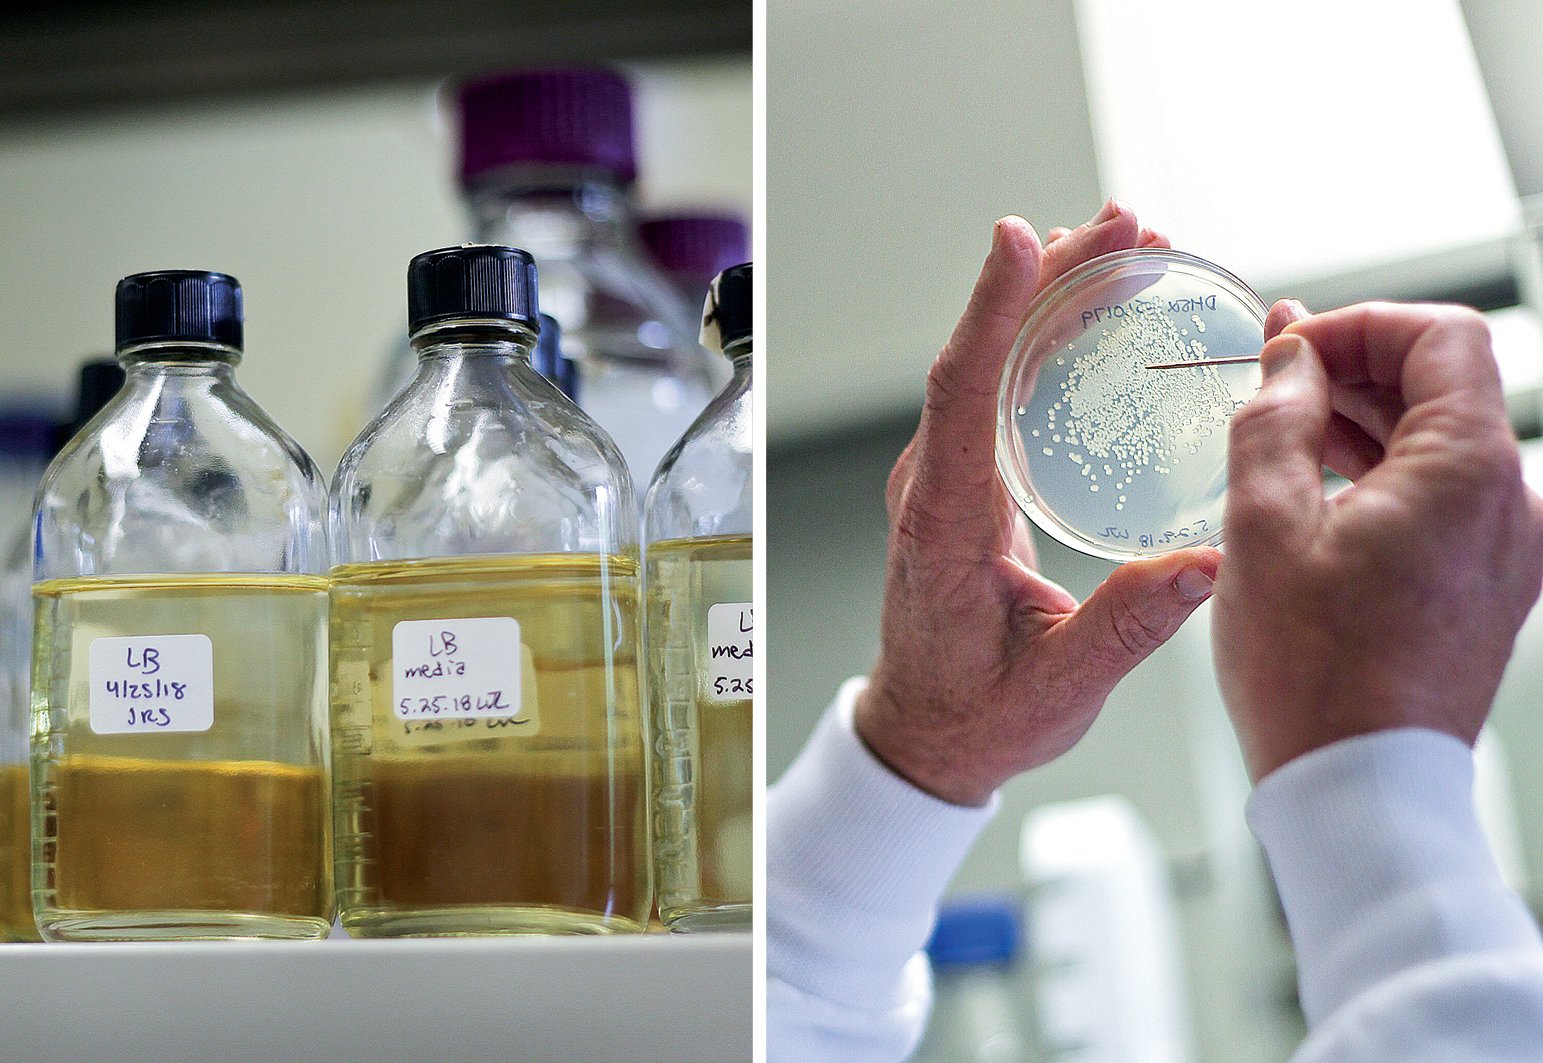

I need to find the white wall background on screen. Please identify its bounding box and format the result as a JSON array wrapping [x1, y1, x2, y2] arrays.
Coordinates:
[[767, 0, 1104, 441], [769, 0, 1538, 443], [0, 58, 751, 472]]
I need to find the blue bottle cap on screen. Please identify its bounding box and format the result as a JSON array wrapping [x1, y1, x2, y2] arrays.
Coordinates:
[[926, 898, 1022, 969]]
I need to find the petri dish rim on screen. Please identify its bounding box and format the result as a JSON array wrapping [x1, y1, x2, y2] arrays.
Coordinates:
[[995, 247, 1269, 563]]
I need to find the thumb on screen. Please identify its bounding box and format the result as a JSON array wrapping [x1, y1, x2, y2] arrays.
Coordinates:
[[1225, 333, 1331, 551], [1045, 548, 1220, 692]]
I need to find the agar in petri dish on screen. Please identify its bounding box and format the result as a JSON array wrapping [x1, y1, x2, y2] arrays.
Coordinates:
[[995, 248, 1267, 563]]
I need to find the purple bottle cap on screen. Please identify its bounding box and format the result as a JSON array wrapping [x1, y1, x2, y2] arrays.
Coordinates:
[[458, 68, 637, 188], [638, 214, 750, 291]]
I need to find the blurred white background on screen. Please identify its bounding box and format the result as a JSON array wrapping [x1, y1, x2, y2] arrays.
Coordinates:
[[0, 56, 750, 471]]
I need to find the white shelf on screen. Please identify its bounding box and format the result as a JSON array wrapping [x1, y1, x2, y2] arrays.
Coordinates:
[[0, 934, 752, 1062]]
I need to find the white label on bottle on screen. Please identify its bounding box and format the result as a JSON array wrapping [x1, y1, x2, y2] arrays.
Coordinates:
[[88, 634, 215, 735], [706, 603, 754, 703], [392, 617, 532, 729]]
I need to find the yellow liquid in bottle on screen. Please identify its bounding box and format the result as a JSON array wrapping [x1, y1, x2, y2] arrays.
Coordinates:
[[330, 553, 649, 936], [647, 534, 753, 931], [0, 762, 38, 940], [30, 574, 332, 941]]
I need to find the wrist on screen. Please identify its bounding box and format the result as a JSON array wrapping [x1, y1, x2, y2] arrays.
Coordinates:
[[853, 676, 998, 807], [1246, 715, 1479, 784], [1225, 671, 1482, 783]]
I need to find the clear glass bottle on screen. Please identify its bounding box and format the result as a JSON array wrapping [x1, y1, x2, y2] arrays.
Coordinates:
[[331, 244, 648, 937], [30, 273, 333, 942], [1, 363, 124, 943], [645, 263, 753, 931], [912, 899, 1034, 1063], [0, 408, 62, 943], [370, 71, 722, 474], [456, 68, 720, 486], [0, 541, 30, 942]]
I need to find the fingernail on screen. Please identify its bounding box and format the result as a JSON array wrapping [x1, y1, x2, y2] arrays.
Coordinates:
[[1094, 198, 1122, 224], [1289, 298, 1310, 318], [1261, 334, 1306, 379], [1175, 565, 1214, 601]]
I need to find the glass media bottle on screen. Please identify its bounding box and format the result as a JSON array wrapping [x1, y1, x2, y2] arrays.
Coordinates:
[[331, 244, 648, 936], [0, 408, 65, 942], [0, 511, 33, 943], [30, 273, 333, 941], [456, 68, 720, 486], [645, 263, 753, 931], [0, 361, 124, 943]]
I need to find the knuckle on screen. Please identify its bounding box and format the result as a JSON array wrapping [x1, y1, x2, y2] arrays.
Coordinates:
[[886, 440, 918, 517], [1230, 389, 1301, 439], [1422, 403, 1521, 489], [1224, 479, 1301, 544], [1430, 305, 1491, 348], [1472, 436, 1524, 488], [1106, 593, 1166, 658], [924, 351, 992, 413], [924, 356, 962, 412]]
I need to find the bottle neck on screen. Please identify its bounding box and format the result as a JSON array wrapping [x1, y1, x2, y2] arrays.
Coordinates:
[[725, 339, 752, 379], [409, 319, 539, 362], [463, 171, 634, 260], [118, 342, 240, 379]]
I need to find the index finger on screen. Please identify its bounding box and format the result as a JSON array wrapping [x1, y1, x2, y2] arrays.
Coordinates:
[[915, 204, 1142, 497], [911, 216, 1045, 499], [1282, 302, 1506, 414]]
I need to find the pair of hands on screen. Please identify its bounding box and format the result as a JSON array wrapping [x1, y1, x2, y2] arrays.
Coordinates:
[[856, 203, 1543, 803]]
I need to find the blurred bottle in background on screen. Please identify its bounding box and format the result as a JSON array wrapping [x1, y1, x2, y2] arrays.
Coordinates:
[[374, 67, 721, 486], [0, 412, 56, 556], [0, 360, 124, 942], [0, 409, 66, 944], [533, 312, 579, 402], [912, 897, 1035, 1063], [1021, 796, 1195, 1063], [638, 213, 749, 308]]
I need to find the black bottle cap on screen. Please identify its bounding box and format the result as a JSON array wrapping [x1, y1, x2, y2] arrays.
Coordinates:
[[407, 244, 539, 334], [701, 262, 752, 352], [54, 358, 127, 455], [115, 270, 243, 351]]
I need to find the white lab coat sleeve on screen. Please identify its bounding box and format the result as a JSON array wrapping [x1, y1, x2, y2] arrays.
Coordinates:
[[766, 677, 999, 1063], [1247, 727, 1543, 1062]]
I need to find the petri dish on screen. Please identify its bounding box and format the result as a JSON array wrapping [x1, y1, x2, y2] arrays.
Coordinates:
[[996, 248, 1267, 563]]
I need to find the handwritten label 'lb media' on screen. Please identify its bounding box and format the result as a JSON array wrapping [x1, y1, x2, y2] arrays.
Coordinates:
[[88, 634, 215, 735], [706, 602, 753, 703], [392, 616, 532, 728]]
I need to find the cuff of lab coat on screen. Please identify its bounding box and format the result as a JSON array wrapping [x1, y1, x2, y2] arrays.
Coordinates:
[[767, 676, 999, 1010], [1247, 727, 1541, 1027]]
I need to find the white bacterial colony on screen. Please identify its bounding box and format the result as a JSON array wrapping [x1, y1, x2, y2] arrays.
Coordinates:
[[1025, 308, 1237, 512]]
